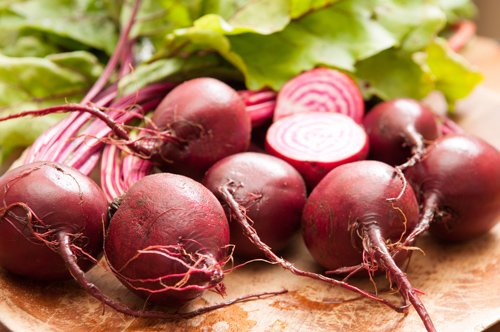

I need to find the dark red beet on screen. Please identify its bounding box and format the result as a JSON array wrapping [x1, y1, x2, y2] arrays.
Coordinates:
[[302, 161, 417, 269], [151, 78, 251, 179], [0, 161, 107, 280], [363, 99, 439, 169], [302, 160, 435, 332], [105, 173, 230, 305], [203, 152, 307, 258], [405, 134, 500, 242]]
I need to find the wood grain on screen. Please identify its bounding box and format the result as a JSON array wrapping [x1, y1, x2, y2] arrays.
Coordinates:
[[0, 37, 499, 332]]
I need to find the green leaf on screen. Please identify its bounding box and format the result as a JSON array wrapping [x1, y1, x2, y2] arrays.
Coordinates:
[[171, 1, 396, 90], [125, 0, 194, 38], [9, 0, 118, 54], [374, 1, 447, 52], [356, 38, 482, 105], [200, 0, 291, 34], [436, 0, 476, 22], [119, 54, 240, 95], [224, 0, 290, 34], [1, 35, 60, 58], [0, 51, 103, 162], [356, 48, 434, 100], [289, 0, 340, 18], [423, 38, 482, 105]]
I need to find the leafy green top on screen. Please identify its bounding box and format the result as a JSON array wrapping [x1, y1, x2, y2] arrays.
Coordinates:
[[0, 0, 482, 164]]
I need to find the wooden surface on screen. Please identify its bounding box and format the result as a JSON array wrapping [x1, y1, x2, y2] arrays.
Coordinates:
[[0, 37, 499, 332]]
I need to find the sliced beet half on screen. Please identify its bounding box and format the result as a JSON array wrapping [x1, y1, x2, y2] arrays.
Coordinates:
[[265, 112, 369, 188], [273, 67, 364, 123]]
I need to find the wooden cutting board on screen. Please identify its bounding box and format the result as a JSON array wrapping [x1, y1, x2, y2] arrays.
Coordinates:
[[0, 37, 499, 332]]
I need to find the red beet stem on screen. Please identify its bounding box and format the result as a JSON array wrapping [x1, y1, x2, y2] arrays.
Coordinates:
[[438, 115, 465, 136], [238, 89, 277, 127], [58, 232, 287, 319], [395, 126, 426, 171], [81, 0, 142, 104], [361, 222, 436, 332], [400, 192, 440, 249], [219, 184, 409, 313], [0, 104, 166, 159], [447, 20, 476, 52], [100, 144, 153, 201], [27, 0, 143, 164]]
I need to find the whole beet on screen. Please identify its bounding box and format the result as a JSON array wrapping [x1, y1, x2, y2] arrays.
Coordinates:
[[0, 161, 107, 280], [302, 160, 435, 331], [302, 160, 418, 270], [405, 134, 500, 242], [151, 78, 251, 180], [105, 173, 230, 306], [203, 152, 307, 258], [363, 99, 439, 169]]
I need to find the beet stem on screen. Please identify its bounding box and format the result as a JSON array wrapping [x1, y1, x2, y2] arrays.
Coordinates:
[[219, 185, 408, 313], [0, 104, 154, 157], [81, 0, 142, 104], [400, 192, 440, 248], [362, 222, 436, 332], [29, 1, 142, 163], [448, 20, 476, 52], [57, 232, 287, 320], [396, 126, 425, 172]]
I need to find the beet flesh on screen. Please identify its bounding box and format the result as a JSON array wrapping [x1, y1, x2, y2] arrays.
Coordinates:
[[105, 173, 230, 306], [266, 112, 369, 188], [203, 152, 307, 258], [273, 67, 365, 123], [151, 78, 251, 180], [405, 134, 500, 242], [0, 161, 107, 280], [363, 99, 439, 167]]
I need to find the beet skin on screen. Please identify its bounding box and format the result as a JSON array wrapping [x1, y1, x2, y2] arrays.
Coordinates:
[[0, 161, 107, 280], [105, 173, 230, 306]]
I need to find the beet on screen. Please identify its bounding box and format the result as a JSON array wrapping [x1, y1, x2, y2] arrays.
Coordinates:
[[363, 98, 439, 170], [0, 161, 107, 280], [105, 173, 231, 305], [405, 134, 500, 242], [203, 152, 307, 258], [151, 78, 251, 179], [266, 112, 369, 188], [273, 67, 364, 123], [302, 160, 435, 332]]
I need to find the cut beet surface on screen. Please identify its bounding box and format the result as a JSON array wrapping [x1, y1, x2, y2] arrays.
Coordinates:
[[273, 67, 364, 123], [265, 112, 369, 188]]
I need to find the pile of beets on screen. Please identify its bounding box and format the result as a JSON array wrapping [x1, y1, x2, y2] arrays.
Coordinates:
[[0, 8, 499, 332]]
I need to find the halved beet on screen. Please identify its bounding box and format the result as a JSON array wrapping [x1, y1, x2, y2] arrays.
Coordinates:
[[266, 112, 369, 188], [273, 67, 364, 123]]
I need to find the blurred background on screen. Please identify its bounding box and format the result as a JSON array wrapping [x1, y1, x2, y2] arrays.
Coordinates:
[[475, 0, 500, 40]]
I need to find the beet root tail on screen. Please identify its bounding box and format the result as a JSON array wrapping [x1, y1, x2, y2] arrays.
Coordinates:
[[57, 231, 286, 320], [363, 223, 436, 332], [219, 184, 409, 313]]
